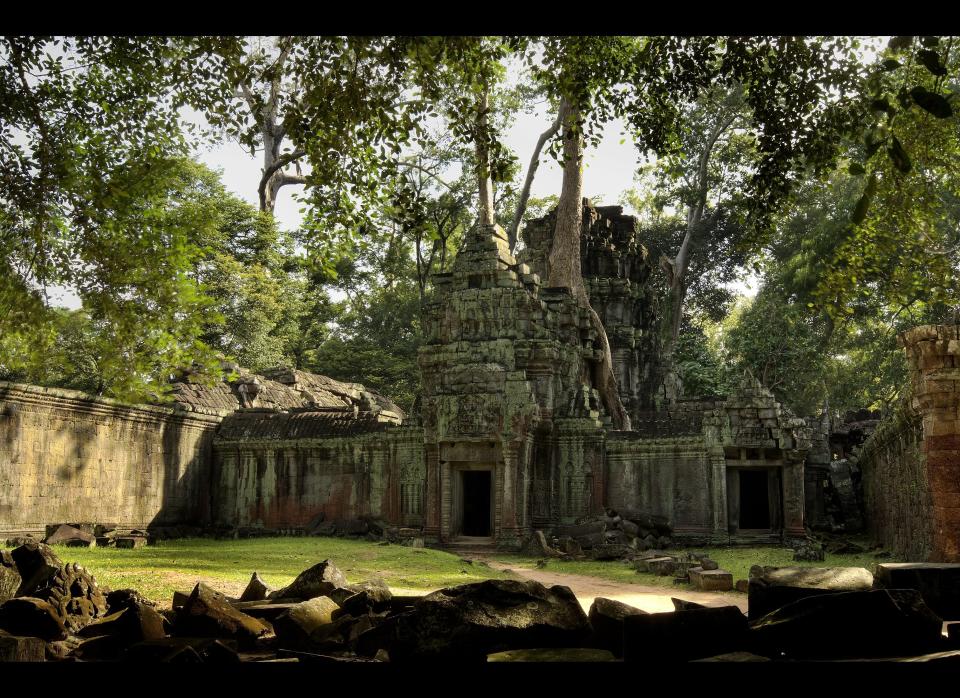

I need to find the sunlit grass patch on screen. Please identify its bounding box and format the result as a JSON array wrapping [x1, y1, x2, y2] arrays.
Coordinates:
[[48, 537, 509, 607]]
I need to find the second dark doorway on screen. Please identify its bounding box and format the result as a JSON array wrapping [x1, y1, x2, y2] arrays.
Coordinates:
[[462, 470, 492, 536], [738, 469, 771, 529]]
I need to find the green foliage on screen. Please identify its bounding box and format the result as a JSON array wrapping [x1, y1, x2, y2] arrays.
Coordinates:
[[308, 281, 423, 411], [723, 291, 831, 414], [817, 38, 960, 317], [673, 325, 730, 398]]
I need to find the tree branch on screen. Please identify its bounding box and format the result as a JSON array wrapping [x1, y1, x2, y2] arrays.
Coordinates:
[[396, 160, 455, 191], [507, 111, 561, 252], [258, 149, 306, 210]]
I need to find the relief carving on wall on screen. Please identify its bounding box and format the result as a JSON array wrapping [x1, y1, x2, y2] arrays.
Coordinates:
[[453, 394, 500, 436], [563, 460, 594, 518]]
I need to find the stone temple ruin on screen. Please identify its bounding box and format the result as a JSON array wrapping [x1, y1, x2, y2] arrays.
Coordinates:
[[1, 203, 958, 563]]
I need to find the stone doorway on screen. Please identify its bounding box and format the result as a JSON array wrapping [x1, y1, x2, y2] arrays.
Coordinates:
[[451, 467, 494, 538], [739, 469, 771, 529], [461, 470, 492, 536], [726, 465, 783, 535]]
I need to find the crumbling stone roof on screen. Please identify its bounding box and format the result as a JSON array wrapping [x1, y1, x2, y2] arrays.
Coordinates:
[[168, 366, 404, 423], [215, 408, 394, 442]]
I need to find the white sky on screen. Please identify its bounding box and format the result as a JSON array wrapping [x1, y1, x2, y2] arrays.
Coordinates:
[[195, 108, 645, 233]]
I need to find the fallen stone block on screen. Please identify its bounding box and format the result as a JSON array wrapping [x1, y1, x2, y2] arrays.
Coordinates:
[[749, 588, 944, 660], [643, 557, 676, 576], [623, 605, 749, 663], [748, 566, 874, 619], [615, 509, 655, 530], [268, 560, 349, 602], [77, 602, 166, 645], [171, 591, 191, 611], [0, 551, 21, 604], [332, 586, 393, 620], [0, 597, 67, 641], [792, 539, 825, 562], [303, 614, 363, 654], [487, 647, 615, 662], [114, 536, 147, 549], [689, 568, 734, 592], [229, 601, 299, 623], [106, 589, 157, 614], [34, 562, 107, 633], [238, 571, 273, 602], [735, 579, 749, 593], [174, 583, 270, 650], [873, 563, 960, 620], [0, 630, 46, 661], [11, 542, 62, 597], [672, 598, 707, 611], [588, 597, 646, 658], [356, 579, 590, 662], [273, 596, 341, 650], [43, 524, 96, 548], [45, 635, 83, 661]]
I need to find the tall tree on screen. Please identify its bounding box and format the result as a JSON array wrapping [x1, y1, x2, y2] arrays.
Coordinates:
[[641, 85, 753, 358], [227, 37, 308, 214]]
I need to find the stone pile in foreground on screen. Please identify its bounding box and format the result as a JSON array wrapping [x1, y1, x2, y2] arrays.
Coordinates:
[[1, 549, 959, 663]]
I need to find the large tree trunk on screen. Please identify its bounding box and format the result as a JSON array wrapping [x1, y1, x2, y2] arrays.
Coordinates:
[[547, 97, 632, 431]]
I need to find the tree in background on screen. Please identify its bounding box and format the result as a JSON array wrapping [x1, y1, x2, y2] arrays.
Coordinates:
[[634, 85, 754, 359]]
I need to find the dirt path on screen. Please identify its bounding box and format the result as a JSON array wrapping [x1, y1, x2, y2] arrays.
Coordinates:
[[481, 560, 748, 614]]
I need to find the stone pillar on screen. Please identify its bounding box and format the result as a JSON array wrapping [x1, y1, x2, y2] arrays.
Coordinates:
[[900, 325, 960, 562], [422, 444, 441, 541], [781, 454, 807, 538], [709, 453, 727, 540], [498, 447, 521, 546]]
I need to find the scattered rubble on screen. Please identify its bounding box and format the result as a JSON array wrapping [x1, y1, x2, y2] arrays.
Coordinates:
[[238, 572, 273, 602], [0, 545, 957, 663]]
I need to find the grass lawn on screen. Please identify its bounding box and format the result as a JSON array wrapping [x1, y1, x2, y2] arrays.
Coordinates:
[[38, 537, 898, 609], [492, 544, 899, 591], [51, 537, 509, 608]]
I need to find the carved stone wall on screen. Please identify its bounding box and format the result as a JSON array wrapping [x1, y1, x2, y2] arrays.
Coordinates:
[[0, 382, 221, 537], [211, 422, 426, 530]]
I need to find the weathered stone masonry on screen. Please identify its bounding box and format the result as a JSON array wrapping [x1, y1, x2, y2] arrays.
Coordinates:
[[0, 382, 220, 538], [860, 325, 960, 562]]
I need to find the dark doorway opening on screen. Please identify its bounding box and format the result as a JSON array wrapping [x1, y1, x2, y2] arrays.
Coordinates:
[[739, 469, 770, 529], [462, 470, 491, 536]]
